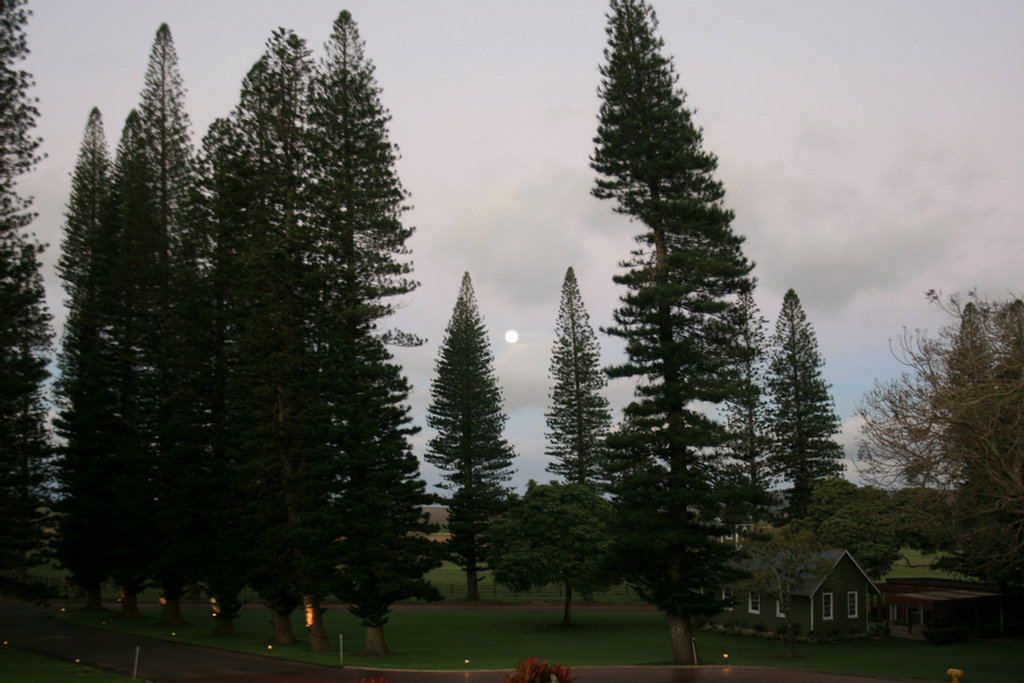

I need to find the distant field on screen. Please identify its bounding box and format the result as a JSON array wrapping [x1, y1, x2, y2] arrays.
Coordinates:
[[883, 549, 967, 581]]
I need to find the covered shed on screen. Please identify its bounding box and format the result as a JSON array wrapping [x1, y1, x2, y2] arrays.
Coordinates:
[[880, 578, 1017, 636]]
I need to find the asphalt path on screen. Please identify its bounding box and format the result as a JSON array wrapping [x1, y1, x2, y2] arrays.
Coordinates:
[[1, 601, 923, 683]]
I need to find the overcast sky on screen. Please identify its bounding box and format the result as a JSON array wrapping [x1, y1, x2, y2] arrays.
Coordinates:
[[22, 0, 1024, 493]]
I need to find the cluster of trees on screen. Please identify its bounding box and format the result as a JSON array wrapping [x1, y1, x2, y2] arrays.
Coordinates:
[[3, 0, 1020, 666], [51, 12, 439, 655], [0, 0, 51, 596]]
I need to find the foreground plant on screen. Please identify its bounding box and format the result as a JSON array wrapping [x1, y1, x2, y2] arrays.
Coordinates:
[[502, 656, 575, 683]]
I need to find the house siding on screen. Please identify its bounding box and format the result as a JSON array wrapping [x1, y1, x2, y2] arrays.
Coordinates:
[[815, 554, 872, 635]]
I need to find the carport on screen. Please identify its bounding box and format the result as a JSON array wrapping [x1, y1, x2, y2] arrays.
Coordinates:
[[880, 578, 1006, 635]]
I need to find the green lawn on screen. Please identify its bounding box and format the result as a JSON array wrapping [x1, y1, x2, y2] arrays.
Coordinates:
[[58, 605, 1024, 683], [885, 549, 966, 580], [0, 646, 129, 683]]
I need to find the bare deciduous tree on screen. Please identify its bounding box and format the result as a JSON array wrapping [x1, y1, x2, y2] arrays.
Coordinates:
[[858, 292, 1024, 586]]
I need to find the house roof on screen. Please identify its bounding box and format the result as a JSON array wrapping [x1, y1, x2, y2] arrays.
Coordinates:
[[800, 549, 881, 597], [735, 547, 881, 597]]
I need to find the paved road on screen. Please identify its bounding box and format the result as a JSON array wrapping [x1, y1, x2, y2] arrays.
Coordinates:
[[1, 601, 922, 683]]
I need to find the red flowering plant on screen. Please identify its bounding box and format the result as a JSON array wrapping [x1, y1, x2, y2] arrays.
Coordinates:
[[501, 656, 576, 683]]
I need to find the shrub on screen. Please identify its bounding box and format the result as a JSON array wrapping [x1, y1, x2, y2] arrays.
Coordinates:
[[502, 656, 575, 683], [922, 626, 970, 644]]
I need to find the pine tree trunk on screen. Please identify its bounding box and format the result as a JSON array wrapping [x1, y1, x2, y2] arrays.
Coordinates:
[[84, 586, 104, 612], [666, 613, 698, 664], [213, 612, 236, 635], [304, 594, 331, 652], [158, 595, 188, 625], [270, 607, 296, 645], [562, 583, 573, 627], [361, 624, 393, 656], [119, 588, 142, 619], [466, 565, 480, 601]]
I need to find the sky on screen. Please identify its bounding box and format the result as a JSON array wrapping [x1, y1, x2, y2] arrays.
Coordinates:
[[21, 0, 1024, 493]]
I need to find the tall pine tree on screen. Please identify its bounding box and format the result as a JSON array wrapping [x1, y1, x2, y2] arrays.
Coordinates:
[[766, 288, 843, 518], [222, 27, 321, 647], [426, 273, 515, 600], [187, 115, 256, 635], [591, 0, 753, 663], [53, 108, 119, 610], [721, 288, 773, 524], [104, 108, 163, 618], [135, 22, 203, 626], [308, 11, 437, 656], [545, 267, 611, 491], [0, 0, 50, 585]]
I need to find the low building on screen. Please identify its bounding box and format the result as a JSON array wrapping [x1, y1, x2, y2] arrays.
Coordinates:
[[707, 549, 881, 636], [880, 577, 1022, 636]]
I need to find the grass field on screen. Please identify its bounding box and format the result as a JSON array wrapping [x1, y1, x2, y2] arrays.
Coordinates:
[[0, 646, 128, 682], [57, 605, 1024, 683], [884, 549, 967, 580], [25, 549, 961, 606]]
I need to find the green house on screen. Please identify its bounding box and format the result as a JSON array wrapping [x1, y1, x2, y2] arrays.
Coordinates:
[[708, 549, 881, 636]]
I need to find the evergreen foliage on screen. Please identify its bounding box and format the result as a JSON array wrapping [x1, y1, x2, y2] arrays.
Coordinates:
[[766, 288, 843, 518], [103, 108, 163, 617], [591, 0, 753, 663], [721, 289, 773, 523], [221, 26, 331, 648], [0, 0, 41, 234], [545, 267, 611, 490], [307, 10, 417, 326], [53, 108, 118, 609], [0, 235, 50, 570], [310, 11, 437, 655], [0, 0, 51, 579], [136, 22, 204, 625], [192, 13, 433, 650], [426, 272, 515, 601]]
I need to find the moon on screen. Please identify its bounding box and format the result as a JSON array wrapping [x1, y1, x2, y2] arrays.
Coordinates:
[[504, 329, 519, 344]]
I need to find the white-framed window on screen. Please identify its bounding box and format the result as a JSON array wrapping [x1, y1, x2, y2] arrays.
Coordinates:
[[847, 591, 859, 618], [748, 592, 760, 615], [822, 592, 834, 620], [723, 587, 734, 611], [776, 597, 786, 618]]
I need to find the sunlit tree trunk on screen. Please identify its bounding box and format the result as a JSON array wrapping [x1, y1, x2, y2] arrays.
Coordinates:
[[304, 594, 331, 652]]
